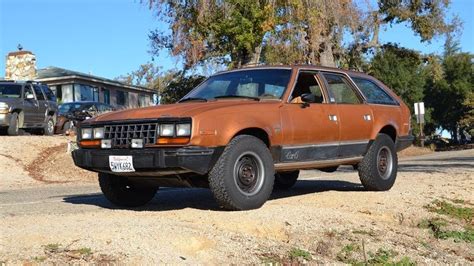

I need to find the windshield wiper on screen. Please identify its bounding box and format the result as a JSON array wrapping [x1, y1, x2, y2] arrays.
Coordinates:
[[214, 95, 260, 101], [178, 97, 208, 103]]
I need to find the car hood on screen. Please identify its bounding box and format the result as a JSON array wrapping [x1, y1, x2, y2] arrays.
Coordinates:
[[88, 100, 280, 123], [0, 98, 21, 106]]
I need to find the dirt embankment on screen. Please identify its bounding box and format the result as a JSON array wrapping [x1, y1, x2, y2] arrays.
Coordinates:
[[0, 136, 96, 188]]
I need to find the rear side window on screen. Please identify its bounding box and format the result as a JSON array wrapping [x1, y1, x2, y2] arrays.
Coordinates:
[[322, 73, 361, 104], [33, 85, 45, 100], [351, 78, 398, 105], [41, 85, 57, 101]]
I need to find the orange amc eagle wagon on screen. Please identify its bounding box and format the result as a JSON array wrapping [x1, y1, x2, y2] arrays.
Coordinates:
[[72, 65, 414, 210]]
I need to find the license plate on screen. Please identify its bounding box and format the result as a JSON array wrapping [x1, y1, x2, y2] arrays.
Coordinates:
[[109, 156, 135, 172]]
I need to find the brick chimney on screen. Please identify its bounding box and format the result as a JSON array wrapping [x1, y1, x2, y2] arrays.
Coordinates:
[[5, 47, 37, 80]]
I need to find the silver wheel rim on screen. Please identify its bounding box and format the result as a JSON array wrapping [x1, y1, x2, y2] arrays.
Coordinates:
[[377, 146, 393, 180], [48, 120, 54, 133], [233, 151, 265, 196]]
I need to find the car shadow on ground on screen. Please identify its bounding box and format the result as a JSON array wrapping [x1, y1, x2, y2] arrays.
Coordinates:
[[62, 179, 365, 212]]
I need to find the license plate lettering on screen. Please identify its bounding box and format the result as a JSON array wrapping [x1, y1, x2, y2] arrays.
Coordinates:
[[109, 156, 135, 172]]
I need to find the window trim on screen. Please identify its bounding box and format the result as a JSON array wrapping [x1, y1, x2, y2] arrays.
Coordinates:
[[320, 72, 366, 105], [285, 69, 330, 104]]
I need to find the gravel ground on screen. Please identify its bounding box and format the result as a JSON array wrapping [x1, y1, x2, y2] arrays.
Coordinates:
[[0, 136, 473, 264]]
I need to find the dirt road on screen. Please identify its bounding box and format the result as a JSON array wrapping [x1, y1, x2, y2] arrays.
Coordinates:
[[0, 136, 473, 264]]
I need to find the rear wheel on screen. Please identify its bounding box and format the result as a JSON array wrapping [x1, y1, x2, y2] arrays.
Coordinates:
[[208, 135, 274, 210], [7, 113, 19, 136], [274, 171, 299, 189], [358, 134, 398, 191], [41, 117, 55, 136], [99, 173, 158, 207]]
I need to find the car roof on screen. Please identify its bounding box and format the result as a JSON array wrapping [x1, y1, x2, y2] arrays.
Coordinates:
[[213, 64, 370, 77]]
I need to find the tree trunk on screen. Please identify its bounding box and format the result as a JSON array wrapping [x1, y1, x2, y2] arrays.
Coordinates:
[[319, 43, 336, 67]]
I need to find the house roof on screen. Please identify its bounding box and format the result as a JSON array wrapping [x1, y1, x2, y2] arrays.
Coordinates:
[[36, 66, 154, 93]]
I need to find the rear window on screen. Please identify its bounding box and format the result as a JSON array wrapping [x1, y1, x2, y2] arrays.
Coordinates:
[[0, 84, 22, 98], [351, 77, 398, 105]]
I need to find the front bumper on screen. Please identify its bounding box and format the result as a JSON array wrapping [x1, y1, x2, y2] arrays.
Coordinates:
[[396, 135, 415, 151], [72, 146, 223, 176], [0, 113, 12, 127]]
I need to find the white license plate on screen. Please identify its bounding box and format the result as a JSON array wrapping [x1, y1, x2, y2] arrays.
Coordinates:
[[109, 156, 135, 172]]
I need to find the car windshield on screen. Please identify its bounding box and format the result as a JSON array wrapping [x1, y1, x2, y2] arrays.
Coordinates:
[[182, 69, 292, 101], [59, 103, 93, 114], [0, 84, 22, 98]]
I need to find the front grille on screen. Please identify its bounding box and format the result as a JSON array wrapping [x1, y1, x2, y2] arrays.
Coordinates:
[[104, 123, 158, 148]]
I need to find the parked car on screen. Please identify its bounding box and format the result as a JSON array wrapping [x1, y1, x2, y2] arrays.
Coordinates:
[[72, 65, 414, 210], [0, 80, 58, 135], [55, 101, 116, 134]]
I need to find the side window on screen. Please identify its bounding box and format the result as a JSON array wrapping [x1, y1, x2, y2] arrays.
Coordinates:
[[290, 72, 324, 103], [322, 73, 360, 104], [33, 85, 45, 100], [42, 85, 56, 101], [23, 85, 35, 99], [351, 77, 398, 105]]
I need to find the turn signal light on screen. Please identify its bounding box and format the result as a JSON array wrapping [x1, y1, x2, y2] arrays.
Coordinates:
[[79, 139, 101, 148], [156, 137, 190, 145]]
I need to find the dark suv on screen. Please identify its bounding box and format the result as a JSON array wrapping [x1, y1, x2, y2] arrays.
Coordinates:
[[0, 80, 58, 135]]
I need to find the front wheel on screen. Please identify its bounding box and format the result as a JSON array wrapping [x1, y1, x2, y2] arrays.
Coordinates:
[[358, 134, 398, 191], [7, 112, 19, 136], [208, 135, 275, 210], [99, 173, 158, 207]]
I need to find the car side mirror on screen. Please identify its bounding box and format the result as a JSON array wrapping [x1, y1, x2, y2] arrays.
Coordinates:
[[26, 94, 34, 100]]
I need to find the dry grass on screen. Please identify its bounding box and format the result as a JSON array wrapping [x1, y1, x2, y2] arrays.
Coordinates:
[[398, 145, 433, 158]]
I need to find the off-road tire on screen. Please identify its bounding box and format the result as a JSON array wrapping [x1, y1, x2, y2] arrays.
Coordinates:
[[7, 112, 19, 136], [208, 135, 275, 211], [41, 117, 55, 136], [99, 173, 158, 207], [274, 171, 299, 189], [358, 134, 398, 191]]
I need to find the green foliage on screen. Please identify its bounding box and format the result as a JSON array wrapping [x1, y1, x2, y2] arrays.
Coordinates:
[[159, 72, 206, 104], [77, 247, 93, 256], [424, 200, 473, 222], [336, 243, 360, 264], [425, 52, 473, 141], [288, 247, 311, 261], [369, 44, 426, 108], [44, 243, 61, 253], [367, 248, 398, 264]]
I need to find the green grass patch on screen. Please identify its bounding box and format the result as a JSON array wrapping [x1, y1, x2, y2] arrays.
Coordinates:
[[424, 200, 473, 222], [77, 247, 93, 256], [367, 248, 398, 264], [32, 256, 47, 262], [288, 248, 311, 261], [418, 217, 473, 243], [336, 243, 360, 264]]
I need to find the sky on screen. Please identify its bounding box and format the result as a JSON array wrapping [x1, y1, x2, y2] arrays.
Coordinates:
[[0, 0, 473, 80]]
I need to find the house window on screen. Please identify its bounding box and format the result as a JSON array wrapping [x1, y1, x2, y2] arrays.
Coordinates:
[[103, 88, 110, 104], [138, 94, 147, 107], [116, 90, 127, 106], [75, 84, 99, 101], [62, 84, 73, 102]]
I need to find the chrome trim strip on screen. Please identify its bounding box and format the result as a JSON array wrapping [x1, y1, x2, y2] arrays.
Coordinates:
[[282, 139, 370, 150], [275, 156, 363, 171]]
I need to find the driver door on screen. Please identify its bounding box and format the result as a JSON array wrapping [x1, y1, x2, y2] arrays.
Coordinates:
[[279, 71, 340, 163], [21, 84, 39, 125]]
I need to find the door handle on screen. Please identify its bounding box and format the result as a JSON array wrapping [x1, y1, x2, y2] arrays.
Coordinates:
[[328, 115, 338, 121], [363, 114, 372, 121]]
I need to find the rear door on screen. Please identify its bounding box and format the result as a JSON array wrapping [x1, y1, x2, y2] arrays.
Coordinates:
[[33, 84, 48, 123], [280, 70, 340, 162], [320, 72, 373, 158]]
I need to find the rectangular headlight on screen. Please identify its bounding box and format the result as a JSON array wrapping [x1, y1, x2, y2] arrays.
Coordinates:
[[176, 124, 191, 136], [0, 103, 9, 114], [160, 124, 174, 137], [93, 127, 105, 139], [131, 139, 143, 148], [81, 128, 92, 139]]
